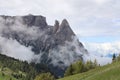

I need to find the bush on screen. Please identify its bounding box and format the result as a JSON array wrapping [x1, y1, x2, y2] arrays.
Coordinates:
[[64, 61, 84, 76], [84, 59, 98, 72], [64, 60, 98, 77], [34, 72, 55, 80], [64, 65, 74, 76]]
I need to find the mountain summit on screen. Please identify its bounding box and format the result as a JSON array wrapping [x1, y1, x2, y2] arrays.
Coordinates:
[[0, 14, 88, 77]]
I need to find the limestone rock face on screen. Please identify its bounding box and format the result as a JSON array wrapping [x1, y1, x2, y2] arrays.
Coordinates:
[[0, 14, 88, 77], [23, 14, 48, 29], [55, 19, 75, 43], [53, 20, 59, 33]]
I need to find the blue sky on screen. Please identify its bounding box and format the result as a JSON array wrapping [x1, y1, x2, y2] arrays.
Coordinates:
[[0, 0, 120, 64]]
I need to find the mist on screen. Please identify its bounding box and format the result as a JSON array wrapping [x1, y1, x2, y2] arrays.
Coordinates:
[[48, 36, 86, 66], [0, 36, 34, 61], [0, 16, 88, 68], [0, 16, 46, 61]]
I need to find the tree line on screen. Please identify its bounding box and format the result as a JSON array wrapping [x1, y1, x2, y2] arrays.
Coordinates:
[[64, 59, 98, 77], [0, 53, 53, 80]]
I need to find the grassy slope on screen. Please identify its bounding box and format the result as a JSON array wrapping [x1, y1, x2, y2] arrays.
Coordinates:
[[59, 62, 120, 80], [0, 67, 17, 80], [0, 66, 26, 80]]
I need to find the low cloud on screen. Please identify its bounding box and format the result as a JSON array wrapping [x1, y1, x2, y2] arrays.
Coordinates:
[[0, 16, 47, 62], [84, 41, 120, 56], [83, 41, 120, 65], [49, 36, 85, 66], [83, 53, 112, 65], [0, 36, 34, 61]]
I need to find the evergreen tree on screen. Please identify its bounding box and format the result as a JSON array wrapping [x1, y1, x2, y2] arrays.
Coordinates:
[[34, 72, 55, 80], [72, 61, 84, 74], [64, 61, 84, 76], [93, 59, 98, 68], [85, 60, 94, 70], [64, 64, 73, 76], [112, 53, 116, 62]]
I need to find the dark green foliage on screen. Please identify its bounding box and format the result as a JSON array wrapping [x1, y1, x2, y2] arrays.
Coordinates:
[[84, 60, 96, 71], [0, 53, 36, 79], [34, 72, 55, 80], [114, 54, 120, 62], [64, 65, 73, 76], [112, 53, 116, 62], [2, 72, 5, 76], [64, 60, 98, 77], [64, 61, 84, 76], [10, 78, 12, 80], [12, 73, 22, 79], [72, 61, 84, 74], [0, 53, 50, 80]]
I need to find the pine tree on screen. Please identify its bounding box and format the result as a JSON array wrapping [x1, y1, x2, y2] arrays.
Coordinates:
[[93, 59, 98, 68], [73, 61, 84, 74], [34, 72, 55, 80], [64, 64, 73, 76], [112, 53, 116, 62]]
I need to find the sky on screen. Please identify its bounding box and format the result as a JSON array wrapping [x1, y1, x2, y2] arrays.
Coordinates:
[[0, 0, 120, 64]]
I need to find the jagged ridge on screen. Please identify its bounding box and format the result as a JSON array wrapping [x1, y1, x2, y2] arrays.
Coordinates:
[[0, 14, 88, 77]]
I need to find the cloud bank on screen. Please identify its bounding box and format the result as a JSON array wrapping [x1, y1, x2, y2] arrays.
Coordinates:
[[0, 36, 34, 61], [84, 42, 120, 56], [83, 41, 120, 65]]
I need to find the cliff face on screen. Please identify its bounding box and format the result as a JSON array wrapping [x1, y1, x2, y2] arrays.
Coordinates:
[[0, 14, 88, 77]]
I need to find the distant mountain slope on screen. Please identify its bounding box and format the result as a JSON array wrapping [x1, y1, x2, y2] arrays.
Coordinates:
[[0, 14, 88, 77], [0, 53, 49, 80], [59, 62, 120, 80]]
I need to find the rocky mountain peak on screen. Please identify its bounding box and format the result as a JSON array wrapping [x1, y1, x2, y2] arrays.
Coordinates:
[[55, 19, 75, 42], [0, 14, 88, 77], [54, 20, 59, 26], [22, 14, 48, 29], [60, 19, 69, 27], [53, 20, 59, 33]]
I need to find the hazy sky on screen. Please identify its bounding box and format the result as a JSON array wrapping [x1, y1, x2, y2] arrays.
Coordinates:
[[0, 0, 120, 64]]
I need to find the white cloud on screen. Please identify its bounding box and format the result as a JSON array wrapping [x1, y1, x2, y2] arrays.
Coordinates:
[[82, 41, 120, 65], [84, 41, 120, 56], [0, 16, 47, 62], [84, 53, 112, 65], [93, 0, 110, 5], [0, 37, 34, 61]]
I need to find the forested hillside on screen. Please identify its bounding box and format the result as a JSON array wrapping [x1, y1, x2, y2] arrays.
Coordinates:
[[0, 53, 51, 80]]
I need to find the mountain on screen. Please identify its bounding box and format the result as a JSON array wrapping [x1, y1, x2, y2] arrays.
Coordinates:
[[0, 14, 88, 77]]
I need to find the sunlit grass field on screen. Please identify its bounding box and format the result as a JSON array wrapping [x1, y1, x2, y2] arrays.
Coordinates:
[[59, 62, 120, 80]]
